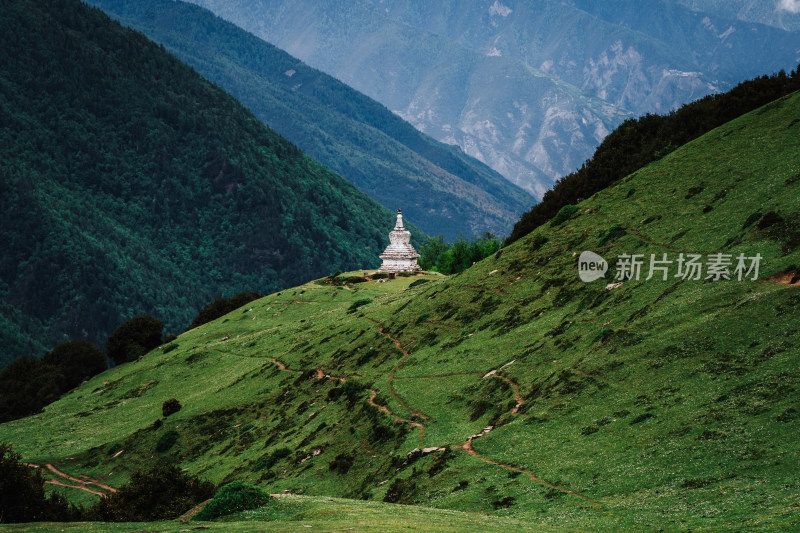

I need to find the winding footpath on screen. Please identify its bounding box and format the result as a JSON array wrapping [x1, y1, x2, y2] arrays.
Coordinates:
[[26, 463, 117, 497], [203, 319, 600, 509]]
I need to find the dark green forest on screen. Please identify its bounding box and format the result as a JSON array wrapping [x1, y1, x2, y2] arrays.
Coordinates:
[[85, 0, 533, 240], [507, 68, 800, 244], [0, 0, 417, 368]]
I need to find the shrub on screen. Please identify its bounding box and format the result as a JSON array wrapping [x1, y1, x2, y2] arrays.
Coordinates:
[[0, 356, 65, 423], [188, 292, 262, 330], [340, 275, 368, 284], [371, 273, 388, 279], [383, 478, 417, 504], [87, 463, 214, 521], [341, 380, 364, 403], [328, 452, 355, 475], [42, 340, 106, 390], [551, 204, 579, 226], [347, 299, 372, 313], [194, 482, 270, 521], [162, 398, 182, 417], [261, 447, 291, 469], [757, 211, 783, 229], [156, 429, 180, 452], [106, 315, 164, 364], [0, 340, 107, 423], [598, 224, 627, 246], [408, 279, 431, 289], [742, 211, 762, 230], [630, 412, 654, 425], [162, 343, 179, 354], [107, 443, 123, 456], [530, 234, 549, 251], [0, 442, 79, 523]]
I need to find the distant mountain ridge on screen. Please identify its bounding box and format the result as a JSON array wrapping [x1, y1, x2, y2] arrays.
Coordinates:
[[0, 0, 417, 367], [184, 0, 800, 196], [86, 0, 534, 241]]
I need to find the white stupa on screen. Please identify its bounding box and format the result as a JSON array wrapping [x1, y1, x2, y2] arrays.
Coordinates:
[[378, 209, 421, 273]]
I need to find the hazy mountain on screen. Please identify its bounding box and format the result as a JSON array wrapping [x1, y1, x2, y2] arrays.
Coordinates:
[[184, 0, 800, 196], [676, 0, 800, 30], [86, 0, 534, 240], [0, 0, 415, 367]]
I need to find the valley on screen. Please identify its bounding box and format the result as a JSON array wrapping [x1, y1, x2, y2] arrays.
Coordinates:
[[3, 90, 799, 529]]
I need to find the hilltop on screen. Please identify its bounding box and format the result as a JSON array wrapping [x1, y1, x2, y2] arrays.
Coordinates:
[[3, 85, 799, 530], [85, 0, 534, 240], [0, 0, 419, 366]]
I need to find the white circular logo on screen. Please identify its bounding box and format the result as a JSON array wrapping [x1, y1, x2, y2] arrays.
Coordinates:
[[578, 251, 608, 282]]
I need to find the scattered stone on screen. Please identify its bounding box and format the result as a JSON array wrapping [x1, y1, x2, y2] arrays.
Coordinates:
[[422, 447, 446, 454], [605, 282, 623, 291]]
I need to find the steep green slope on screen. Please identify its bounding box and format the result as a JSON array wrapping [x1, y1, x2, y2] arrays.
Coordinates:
[[85, 0, 534, 241], [0, 0, 416, 367], [4, 92, 800, 530], [507, 68, 800, 244]]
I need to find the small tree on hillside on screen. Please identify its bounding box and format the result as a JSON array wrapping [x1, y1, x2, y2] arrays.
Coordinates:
[[87, 462, 215, 521], [105, 315, 164, 364], [0, 442, 78, 523], [42, 340, 106, 390], [0, 357, 64, 423], [162, 398, 181, 417], [188, 292, 261, 330]]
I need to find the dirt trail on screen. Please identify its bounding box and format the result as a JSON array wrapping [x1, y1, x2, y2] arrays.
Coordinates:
[[365, 318, 432, 422], [203, 314, 596, 507], [26, 463, 117, 497], [269, 357, 302, 374], [460, 440, 601, 509], [368, 389, 425, 440], [767, 270, 800, 285], [492, 374, 524, 415], [314, 368, 358, 382]]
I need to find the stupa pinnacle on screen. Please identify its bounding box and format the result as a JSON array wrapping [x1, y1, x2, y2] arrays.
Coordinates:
[[378, 209, 421, 273]]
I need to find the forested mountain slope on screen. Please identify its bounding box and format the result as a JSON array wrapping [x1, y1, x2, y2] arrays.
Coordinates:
[[86, 0, 534, 241], [0, 0, 412, 367]]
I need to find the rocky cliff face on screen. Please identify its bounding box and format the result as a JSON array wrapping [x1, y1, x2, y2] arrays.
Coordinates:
[[187, 0, 800, 196]]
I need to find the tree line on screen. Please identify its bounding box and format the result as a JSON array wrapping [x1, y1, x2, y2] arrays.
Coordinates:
[[506, 67, 800, 244], [418, 233, 501, 274], [0, 291, 261, 423]]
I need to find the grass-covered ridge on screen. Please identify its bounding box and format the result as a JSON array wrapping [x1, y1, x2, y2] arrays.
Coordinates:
[[4, 92, 800, 530]]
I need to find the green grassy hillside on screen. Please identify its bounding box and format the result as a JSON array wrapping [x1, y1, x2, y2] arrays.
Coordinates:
[[0, 0, 419, 367], [3, 92, 800, 530]]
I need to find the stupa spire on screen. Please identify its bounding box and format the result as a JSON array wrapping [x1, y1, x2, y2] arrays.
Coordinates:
[[378, 208, 421, 273]]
